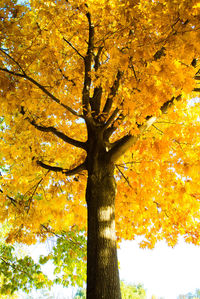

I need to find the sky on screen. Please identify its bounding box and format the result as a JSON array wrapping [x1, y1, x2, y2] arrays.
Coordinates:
[[118, 238, 200, 299], [23, 237, 200, 299]]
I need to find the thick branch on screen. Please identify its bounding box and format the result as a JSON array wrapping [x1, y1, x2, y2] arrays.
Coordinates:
[[153, 47, 166, 61], [90, 87, 102, 117], [82, 11, 94, 116], [104, 108, 120, 130], [21, 108, 86, 150], [89, 47, 103, 117], [160, 94, 181, 113], [109, 116, 157, 162], [37, 161, 86, 176], [94, 46, 103, 72], [104, 113, 125, 141], [109, 95, 181, 162], [193, 88, 200, 92], [103, 70, 123, 115], [0, 67, 81, 118]]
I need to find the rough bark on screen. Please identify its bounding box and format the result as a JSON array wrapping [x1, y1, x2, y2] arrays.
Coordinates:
[[86, 126, 121, 299]]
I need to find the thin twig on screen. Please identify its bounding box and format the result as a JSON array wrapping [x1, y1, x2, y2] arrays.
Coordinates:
[[63, 37, 85, 59], [116, 165, 133, 188]]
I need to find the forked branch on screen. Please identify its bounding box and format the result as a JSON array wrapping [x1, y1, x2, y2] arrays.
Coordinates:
[[104, 112, 125, 141], [109, 95, 181, 162], [103, 108, 120, 130], [103, 70, 123, 115]]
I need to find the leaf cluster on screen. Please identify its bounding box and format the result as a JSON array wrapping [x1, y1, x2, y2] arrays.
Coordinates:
[[0, 226, 87, 295], [0, 0, 200, 249], [0, 244, 51, 295], [39, 228, 87, 288]]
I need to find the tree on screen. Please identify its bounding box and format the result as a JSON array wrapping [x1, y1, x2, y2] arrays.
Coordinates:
[[74, 288, 86, 299], [120, 281, 146, 299], [178, 289, 200, 299], [0, 0, 200, 298], [75, 281, 146, 299]]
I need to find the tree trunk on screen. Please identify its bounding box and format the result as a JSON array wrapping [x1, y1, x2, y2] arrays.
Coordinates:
[[86, 153, 121, 299]]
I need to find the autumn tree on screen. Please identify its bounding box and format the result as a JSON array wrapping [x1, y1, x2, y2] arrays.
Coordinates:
[[0, 0, 200, 298]]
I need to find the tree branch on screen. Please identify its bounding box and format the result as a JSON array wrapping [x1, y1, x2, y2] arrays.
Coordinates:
[[109, 95, 181, 162], [94, 46, 103, 72], [0, 67, 81, 118], [0, 47, 78, 115], [82, 11, 94, 116], [21, 107, 86, 150], [1, 171, 49, 210], [40, 225, 85, 248], [24, 171, 50, 213], [153, 47, 166, 61], [104, 113, 126, 142], [109, 134, 139, 163], [0, 257, 33, 279], [160, 94, 181, 113], [102, 70, 123, 115], [193, 88, 200, 92], [37, 161, 86, 176], [103, 107, 120, 130], [90, 87, 102, 118], [0, 48, 25, 74], [116, 165, 133, 188], [63, 37, 85, 59], [194, 75, 200, 80], [89, 47, 103, 117], [59, 68, 76, 86], [0, 189, 17, 206]]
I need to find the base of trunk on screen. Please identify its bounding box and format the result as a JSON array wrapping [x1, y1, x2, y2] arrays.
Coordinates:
[[86, 160, 121, 299]]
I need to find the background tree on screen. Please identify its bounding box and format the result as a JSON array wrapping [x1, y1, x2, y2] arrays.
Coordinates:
[[0, 222, 86, 295], [38, 227, 86, 288], [0, 0, 200, 298], [0, 222, 52, 296], [75, 282, 146, 299], [74, 288, 86, 299], [0, 223, 19, 298], [120, 281, 146, 299], [178, 289, 200, 299]]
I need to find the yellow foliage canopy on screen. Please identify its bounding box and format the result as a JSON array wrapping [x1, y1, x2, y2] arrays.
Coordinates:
[[0, 0, 200, 247]]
